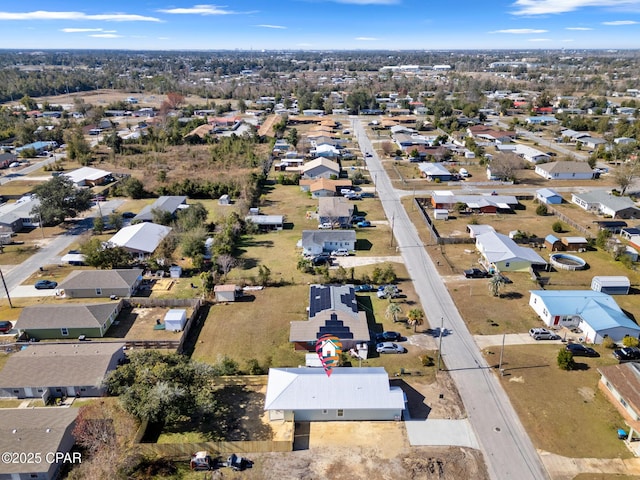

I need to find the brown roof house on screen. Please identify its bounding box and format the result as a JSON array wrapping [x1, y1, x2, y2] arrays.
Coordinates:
[[318, 196, 354, 228], [290, 284, 370, 351], [0, 342, 125, 399], [598, 363, 640, 451], [0, 408, 79, 480], [15, 301, 123, 340], [58, 268, 143, 299]]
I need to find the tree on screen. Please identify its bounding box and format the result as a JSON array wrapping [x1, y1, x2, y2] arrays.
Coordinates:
[[286, 127, 299, 147], [151, 208, 174, 226], [63, 127, 92, 164], [382, 285, 398, 302], [216, 253, 237, 279], [109, 212, 123, 231], [31, 176, 93, 226], [557, 348, 576, 371], [81, 238, 133, 269], [596, 228, 612, 249], [407, 308, 425, 332], [551, 221, 564, 233], [175, 202, 209, 232], [488, 275, 505, 297], [536, 204, 548, 216], [257, 264, 271, 286], [118, 176, 145, 199], [93, 216, 105, 235], [182, 228, 207, 269], [165, 92, 185, 109], [386, 303, 402, 323], [614, 162, 640, 195], [200, 270, 215, 298], [488, 153, 524, 182]]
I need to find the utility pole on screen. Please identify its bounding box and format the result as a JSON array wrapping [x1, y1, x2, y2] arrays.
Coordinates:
[[498, 333, 506, 376], [0, 267, 13, 308], [389, 214, 395, 247], [437, 316, 444, 370], [38, 211, 45, 239]]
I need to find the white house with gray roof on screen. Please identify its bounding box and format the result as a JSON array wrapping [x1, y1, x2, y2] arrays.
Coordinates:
[[108, 222, 172, 259], [476, 231, 547, 272], [571, 191, 640, 219], [0, 194, 39, 233], [264, 367, 405, 421], [534, 161, 594, 180], [514, 144, 550, 163], [300, 230, 356, 256]]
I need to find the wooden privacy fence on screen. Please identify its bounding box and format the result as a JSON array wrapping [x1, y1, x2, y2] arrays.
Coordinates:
[[545, 204, 593, 238], [136, 439, 293, 460]]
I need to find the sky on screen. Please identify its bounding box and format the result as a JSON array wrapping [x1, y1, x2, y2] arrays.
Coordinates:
[[0, 1, 639, 51]]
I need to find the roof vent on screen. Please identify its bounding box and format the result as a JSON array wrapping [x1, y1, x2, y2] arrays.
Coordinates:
[[12, 429, 17, 434], [45, 428, 51, 433]]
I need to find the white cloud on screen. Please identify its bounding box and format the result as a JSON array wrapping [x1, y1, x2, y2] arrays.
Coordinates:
[[356, 36, 378, 40], [61, 27, 104, 33], [255, 24, 286, 29], [565, 26, 594, 29], [602, 19, 639, 24], [490, 28, 548, 33], [158, 4, 238, 15], [0, 10, 161, 22], [89, 33, 123, 38], [512, 0, 640, 15], [528, 37, 552, 41]]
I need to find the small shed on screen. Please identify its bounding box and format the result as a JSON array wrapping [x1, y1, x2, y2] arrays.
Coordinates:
[[536, 188, 563, 205], [169, 265, 182, 278], [624, 245, 639, 262], [214, 284, 239, 302], [591, 276, 631, 295], [164, 309, 187, 332], [433, 209, 449, 220], [544, 234, 563, 251], [218, 194, 230, 205], [561, 236, 589, 252]]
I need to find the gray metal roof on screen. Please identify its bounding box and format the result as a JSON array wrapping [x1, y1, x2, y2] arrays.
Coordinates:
[[573, 191, 639, 213], [301, 230, 356, 249], [134, 196, 187, 222], [264, 367, 405, 411]]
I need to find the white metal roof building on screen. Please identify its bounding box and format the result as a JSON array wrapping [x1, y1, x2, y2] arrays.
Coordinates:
[[476, 231, 547, 272], [264, 367, 405, 421], [63, 166, 112, 186], [108, 222, 172, 258]]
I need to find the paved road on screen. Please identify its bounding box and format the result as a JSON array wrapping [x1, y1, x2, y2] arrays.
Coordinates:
[[352, 117, 549, 480]]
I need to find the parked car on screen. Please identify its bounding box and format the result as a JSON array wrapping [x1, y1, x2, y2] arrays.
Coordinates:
[[311, 254, 332, 266], [354, 284, 375, 292], [344, 193, 361, 200], [121, 211, 136, 219], [463, 268, 490, 278], [351, 215, 366, 223], [318, 222, 334, 229], [376, 285, 400, 299], [565, 343, 599, 357], [613, 347, 640, 363], [34, 280, 58, 290], [357, 220, 371, 228], [0, 321, 12, 334], [331, 248, 350, 257], [365, 152, 373, 157], [9, 162, 20, 168], [376, 342, 406, 354], [375, 331, 402, 343], [529, 327, 560, 341]]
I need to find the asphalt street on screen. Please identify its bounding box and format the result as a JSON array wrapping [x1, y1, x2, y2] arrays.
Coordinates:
[[352, 117, 549, 480]]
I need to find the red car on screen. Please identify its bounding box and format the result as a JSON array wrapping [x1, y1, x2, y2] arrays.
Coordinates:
[[0, 321, 13, 334]]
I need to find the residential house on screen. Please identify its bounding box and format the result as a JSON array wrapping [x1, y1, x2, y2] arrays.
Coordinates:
[[476, 231, 547, 272], [0, 195, 40, 232], [614, 137, 636, 146], [57, 268, 143, 298], [318, 197, 354, 228], [15, 301, 123, 340], [15, 140, 57, 155], [467, 125, 517, 143], [431, 192, 519, 213], [529, 290, 640, 343], [514, 144, 551, 164], [536, 188, 563, 205], [534, 161, 594, 180], [0, 151, 17, 168], [289, 284, 370, 350], [0, 409, 78, 480], [299, 178, 352, 198], [300, 230, 356, 256], [108, 222, 173, 259], [0, 342, 125, 399], [598, 363, 640, 452], [418, 163, 453, 182], [133, 196, 188, 223], [313, 144, 341, 159], [620, 227, 640, 240], [302, 158, 341, 179], [264, 367, 405, 422], [63, 166, 112, 187], [467, 224, 496, 238], [525, 116, 559, 125], [245, 214, 284, 231], [571, 192, 640, 219], [577, 136, 607, 151]]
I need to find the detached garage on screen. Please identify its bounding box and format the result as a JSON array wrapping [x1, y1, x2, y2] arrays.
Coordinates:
[[591, 276, 631, 295], [164, 309, 187, 332]]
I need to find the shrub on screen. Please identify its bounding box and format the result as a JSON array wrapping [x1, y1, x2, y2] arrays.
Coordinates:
[[419, 354, 434, 367], [536, 204, 548, 216], [245, 358, 265, 375], [551, 221, 564, 233], [602, 337, 616, 349], [622, 337, 640, 348], [557, 348, 576, 371]]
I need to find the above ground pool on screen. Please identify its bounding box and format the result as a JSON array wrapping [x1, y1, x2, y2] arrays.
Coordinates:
[[549, 253, 587, 271]]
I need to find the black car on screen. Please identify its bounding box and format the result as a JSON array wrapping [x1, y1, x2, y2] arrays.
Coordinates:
[[121, 211, 136, 219], [0, 321, 12, 334], [565, 343, 599, 357], [613, 347, 640, 362], [354, 284, 375, 292], [463, 268, 490, 278], [375, 331, 402, 343], [311, 254, 332, 266]]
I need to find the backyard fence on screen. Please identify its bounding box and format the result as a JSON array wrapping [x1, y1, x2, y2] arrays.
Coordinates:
[[545, 204, 593, 238], [135, 438, 293, 460]]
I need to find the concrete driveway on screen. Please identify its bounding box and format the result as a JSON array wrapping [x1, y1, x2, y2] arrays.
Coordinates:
[[331, 255, 403, 268], [10, 285, 58, 298], [405, 418, 479, 449]]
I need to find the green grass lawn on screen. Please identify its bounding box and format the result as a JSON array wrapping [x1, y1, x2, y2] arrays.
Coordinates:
[[495, 343, 632, 458]]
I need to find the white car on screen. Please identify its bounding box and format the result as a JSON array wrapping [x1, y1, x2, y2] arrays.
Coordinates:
[[9, 162, 20, 168], [331, 248, 350, 256], [318, 222, 334, 229]]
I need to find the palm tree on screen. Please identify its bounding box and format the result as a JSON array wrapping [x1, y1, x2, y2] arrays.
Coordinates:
[[385, 303, 403, 323], [489, 274, 505, 297], [407, 308, 425, 333]]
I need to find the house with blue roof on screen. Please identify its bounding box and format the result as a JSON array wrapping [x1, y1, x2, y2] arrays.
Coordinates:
[[529, 290, 640, 344], [536, 188, 563, 205]]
